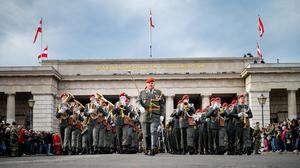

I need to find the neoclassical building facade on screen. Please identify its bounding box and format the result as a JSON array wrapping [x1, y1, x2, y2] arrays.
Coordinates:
[[0, 57, 299, 131]]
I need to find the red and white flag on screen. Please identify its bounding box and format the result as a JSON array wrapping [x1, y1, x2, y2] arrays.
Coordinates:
[[149, 9, 155, 28], [258, 15, 265, 37], [38, 46, 48, 60], [33, 18, 42, 44], [256, 42, 262, 61]]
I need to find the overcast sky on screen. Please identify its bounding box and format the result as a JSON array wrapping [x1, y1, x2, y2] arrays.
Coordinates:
[[0, 0, 299, 66]]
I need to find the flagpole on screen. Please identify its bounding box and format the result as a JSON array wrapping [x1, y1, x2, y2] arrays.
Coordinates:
[[41, 17, 43, 57], [149, 8, 153, 58], [258, 14, 264, 63], [149, 25, 152, 58], [39, 17, 43, 64]]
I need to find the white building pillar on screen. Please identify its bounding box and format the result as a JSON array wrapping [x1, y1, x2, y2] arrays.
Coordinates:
[[248, 91, 270, 127], [165, 95, 174, 122], [288, 89, 297, 119], [201, 94, 210, 108], [6, 93, 15, 124], [32, 93, 56, 131], [130, 96, 137, 112]]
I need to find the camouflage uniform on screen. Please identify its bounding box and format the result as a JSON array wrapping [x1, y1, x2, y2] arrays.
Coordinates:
[[137, 89, 165, 155], [230, 103, 253, 155]]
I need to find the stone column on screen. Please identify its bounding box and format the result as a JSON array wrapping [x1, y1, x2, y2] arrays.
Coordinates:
[[32, 93, 56, 131], [165, 95, 174, 122], [6, 93, 15, 124], [248, 91, 270, 127], [130, 96, 137, 107], [288, 90, 297, 119], [201, 94, 210, 108]]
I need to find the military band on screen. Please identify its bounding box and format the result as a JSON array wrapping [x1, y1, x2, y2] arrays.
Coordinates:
[[56, 77, 257, 156]]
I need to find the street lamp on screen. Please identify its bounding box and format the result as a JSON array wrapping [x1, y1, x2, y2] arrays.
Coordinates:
[[28, 98, 35, 129], [257, 94, 267, 127]]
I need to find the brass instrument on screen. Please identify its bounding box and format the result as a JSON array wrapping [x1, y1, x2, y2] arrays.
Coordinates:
[[57, 103, 71, 123], [240, 107, 250, 128], [95, 91, 114, 107], [86, 103, 98, 120], [148, 93, 163, 113], [116, 102, 125, 118], [68, 113, 82, 131], [57, 92, 75, 122], [217, 108, 225, 127], [90, 113, 100, 120], [183, 102, 190, 115], [74, 100, 84, 112], [81, 115, 91, 135]]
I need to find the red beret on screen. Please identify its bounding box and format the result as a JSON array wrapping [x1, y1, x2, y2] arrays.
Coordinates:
[[215, 97, 221, 102], [182, 95, 189, 101], [222, 103, 228, 107], [60, 92, 68, 98], [196, 108, 202, 113], [146, 77, 155, 83], [231, 99, 237, 105], [119, 92, 126, 97], [238, 94, 245, 99]]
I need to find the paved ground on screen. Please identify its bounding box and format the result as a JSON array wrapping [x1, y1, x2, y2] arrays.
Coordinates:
[[0, 153, 299, 168]]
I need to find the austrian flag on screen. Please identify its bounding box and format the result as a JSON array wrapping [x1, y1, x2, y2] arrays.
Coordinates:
[[38, 47, 48, 60], [256, 43, 263, 60], [33, 18, 42, 44], [258, 15, 265, 37], [149, 9, 154, 28]]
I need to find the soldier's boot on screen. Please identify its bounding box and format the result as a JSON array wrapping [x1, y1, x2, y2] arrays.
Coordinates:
[[143, 149, 149, 155], [71, 147, 75, 155], [92, 146, 97, 154], [79, 148, 86, 155], [188, 146, 194, 155], [149, 149, 155, 156], [104, 147, 109, 154], [117, 146, 122, 154], [63, 147, 68, 155], [247, 147, 252, 155], [99, 147, 103, 154], [181, 149, 186, 155], [218, 146, 225, 155], [98, 147, 102, 154]]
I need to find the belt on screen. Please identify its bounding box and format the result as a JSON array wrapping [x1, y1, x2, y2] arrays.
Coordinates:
[[151, 112, 160, 116]]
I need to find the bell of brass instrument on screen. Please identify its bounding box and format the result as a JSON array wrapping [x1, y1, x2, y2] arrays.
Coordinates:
[[95, 91, 114, 107], [62, 92, 75, 104], [181, 102, 191, 118]]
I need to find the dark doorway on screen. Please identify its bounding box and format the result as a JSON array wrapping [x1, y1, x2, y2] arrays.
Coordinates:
[[173, 94, 201, 110], [211, 93, 237, 105]]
